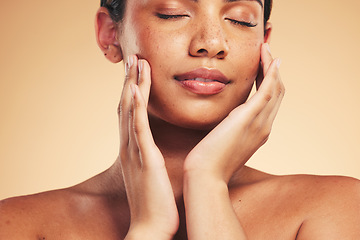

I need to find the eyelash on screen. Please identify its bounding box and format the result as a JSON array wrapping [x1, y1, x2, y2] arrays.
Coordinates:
[[225, 18, 257, 28], [156, 13, 189, 20], [156, 14, 257, 28]]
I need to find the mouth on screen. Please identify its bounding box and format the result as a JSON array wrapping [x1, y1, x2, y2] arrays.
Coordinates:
[[174, 68, 230, 95]]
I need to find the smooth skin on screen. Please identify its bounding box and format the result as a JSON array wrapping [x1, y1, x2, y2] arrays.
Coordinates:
[[1, 0, 360, 239]]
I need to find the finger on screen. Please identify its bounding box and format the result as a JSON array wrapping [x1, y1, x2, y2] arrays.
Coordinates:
[[119, 55, 138, 151], [233, 57, 280, 124], [127, 83, 143, 168], [255, 58, 282, 118], [130, 83, 160, 168], [259, 57, 283, 112], [252, 83, 284, 147], [252, 58, 284, 138], [256, 43, 273, 90], [137, 59, 152, 107], [266, 71, 285, 126], [261, 43, 273, 75], [257, 57, 281, 96], [127, 59, 151, 165]]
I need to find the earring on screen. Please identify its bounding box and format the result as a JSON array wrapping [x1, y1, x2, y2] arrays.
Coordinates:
[[104, 45, 110, 56]]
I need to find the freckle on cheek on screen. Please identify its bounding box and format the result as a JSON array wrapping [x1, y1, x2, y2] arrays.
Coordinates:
[[247, 41, 259, 48]]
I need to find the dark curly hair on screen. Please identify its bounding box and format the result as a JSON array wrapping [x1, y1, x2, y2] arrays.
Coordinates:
[[100, 0, 273, 25]]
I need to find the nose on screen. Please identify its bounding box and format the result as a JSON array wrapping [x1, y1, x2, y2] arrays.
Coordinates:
[[189, 17, 229, 59]]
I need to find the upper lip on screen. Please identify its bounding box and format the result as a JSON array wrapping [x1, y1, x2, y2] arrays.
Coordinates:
[[174, 68, 230, 84]]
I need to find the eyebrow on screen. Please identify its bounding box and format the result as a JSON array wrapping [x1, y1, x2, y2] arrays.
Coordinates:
[[189, 0, 263, 8], [224, 0, 263, 8]]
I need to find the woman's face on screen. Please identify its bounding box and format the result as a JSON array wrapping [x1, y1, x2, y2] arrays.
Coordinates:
[[117, 0, 269, 130]]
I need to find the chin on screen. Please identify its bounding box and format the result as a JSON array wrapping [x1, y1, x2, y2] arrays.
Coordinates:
[[172, 118, 221, 131], [182, 112, 227, 130], [148, 105, 230, 131], [147, 82, 253, 131]]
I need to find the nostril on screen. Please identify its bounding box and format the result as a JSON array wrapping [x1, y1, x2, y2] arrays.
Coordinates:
[[217, 50, 225, 58], [197, 49, 208, 55]]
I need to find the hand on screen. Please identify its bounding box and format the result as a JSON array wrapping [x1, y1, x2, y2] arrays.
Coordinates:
[[182, 43, 284, 240], [184, 43, 284, 183], [118, 55, 179, 240]]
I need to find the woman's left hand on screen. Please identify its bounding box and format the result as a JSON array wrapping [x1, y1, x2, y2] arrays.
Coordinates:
[[183, 43, 284, 240], [184, 43, 284, 183]]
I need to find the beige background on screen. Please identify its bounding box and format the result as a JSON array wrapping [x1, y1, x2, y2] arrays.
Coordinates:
[[1, 0, 359, 200]]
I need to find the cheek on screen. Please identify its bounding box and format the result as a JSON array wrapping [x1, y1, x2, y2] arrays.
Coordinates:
[[136, 28, 190, 84], [137, 27, 183, 58], [229, 38, 262, 80]]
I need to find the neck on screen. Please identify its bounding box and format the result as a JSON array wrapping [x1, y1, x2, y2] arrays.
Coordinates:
[[99, 114, 210, 199], [89, 114, 262, 200], [148, 115, 209, 199]]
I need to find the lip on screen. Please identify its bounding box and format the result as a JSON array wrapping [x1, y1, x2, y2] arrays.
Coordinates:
[[175, 68, 230, 83], [174, 68, 230, 95]]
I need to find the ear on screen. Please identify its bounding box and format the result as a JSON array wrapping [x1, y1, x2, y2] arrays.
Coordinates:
[[95, 7, 123, 63], [264, 22, 272, 44]]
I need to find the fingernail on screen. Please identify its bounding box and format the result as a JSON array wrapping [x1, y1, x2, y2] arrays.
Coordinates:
[[125, 55, 134, 76], [128, 55, 134, 68], [138, 59, 143, 73], [265, 43, 271, 54], [276, 58, 282, 68]]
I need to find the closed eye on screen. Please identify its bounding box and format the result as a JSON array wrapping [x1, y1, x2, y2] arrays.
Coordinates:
[[156, 13, 189, 20], [225, 18, 257, 27]]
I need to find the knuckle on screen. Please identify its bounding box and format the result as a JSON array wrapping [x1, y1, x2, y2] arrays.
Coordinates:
[[117, 103, 122, 116], [134, 99, 142, 109], [263, 92, 273, 102], [276, 83, 285, 98], [118, 98, 128, 117], [281, 83, 286, 96], [128, 107, 134, 119], [259, 127, 271, 143], [133, 122, 143, 136]]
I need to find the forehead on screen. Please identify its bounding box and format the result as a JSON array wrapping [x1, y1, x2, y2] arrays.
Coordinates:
[[191, 0, 263, 8], [137, 0, 264, 7], [124, 0, 265, 22]]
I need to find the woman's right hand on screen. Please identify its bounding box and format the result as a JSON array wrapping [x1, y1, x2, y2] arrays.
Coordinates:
[[119, 55, 179, 240]]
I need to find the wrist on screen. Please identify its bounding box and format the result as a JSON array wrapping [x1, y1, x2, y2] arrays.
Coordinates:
[[183, 167, 228, 185], [125, 224, 175, 240], [183, 170, 229, 196]]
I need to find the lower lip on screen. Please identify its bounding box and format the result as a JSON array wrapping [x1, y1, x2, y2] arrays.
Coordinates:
[[178, 80, 226, 95]]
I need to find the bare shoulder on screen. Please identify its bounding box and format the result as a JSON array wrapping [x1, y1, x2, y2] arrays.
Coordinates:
[[0, 189, 73, 239], [264, 174, 360, 218], [230, 169, 360, 239], [286, 174, 360, 239], [274, 173, 360, 199], [234, 169, 360, 206], [0, 187, 127, 239], [278, 174, 360, 212]]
